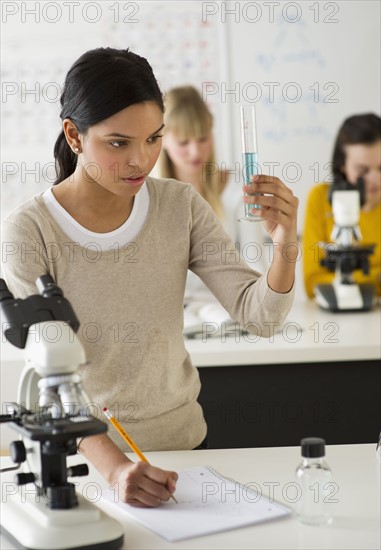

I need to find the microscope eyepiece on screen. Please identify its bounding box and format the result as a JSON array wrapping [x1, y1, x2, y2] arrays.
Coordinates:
[[1, 274, 80, 348], [328, 176, 365, 206], [0, 278, 14, 303], [36, 274, 64, 298]]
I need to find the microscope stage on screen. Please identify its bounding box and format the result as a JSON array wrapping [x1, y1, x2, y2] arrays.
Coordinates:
[[1, 491, 124, 549]]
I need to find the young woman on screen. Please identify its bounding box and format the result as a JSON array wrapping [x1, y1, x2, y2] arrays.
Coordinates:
[[1, 48, 298, 507], [302, 113, 381, 298]]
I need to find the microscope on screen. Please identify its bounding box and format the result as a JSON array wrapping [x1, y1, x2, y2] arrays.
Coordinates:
[[314, 177, 376, 312], [0, 275, 124, 549]]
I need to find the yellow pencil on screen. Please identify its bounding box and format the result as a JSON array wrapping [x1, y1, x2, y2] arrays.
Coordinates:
[[102, 407, 178, 503]]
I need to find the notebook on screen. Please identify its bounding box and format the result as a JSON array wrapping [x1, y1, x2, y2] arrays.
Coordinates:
[[101, 465, 292, 541]]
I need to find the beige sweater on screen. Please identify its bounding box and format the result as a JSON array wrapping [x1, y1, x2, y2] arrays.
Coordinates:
[[1, 177, 294, 450]]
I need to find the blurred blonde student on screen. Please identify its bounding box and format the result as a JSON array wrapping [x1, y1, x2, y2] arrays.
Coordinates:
[[158, 85, 269, 312]]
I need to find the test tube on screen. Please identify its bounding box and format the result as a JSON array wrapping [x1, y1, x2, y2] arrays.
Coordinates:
[[239, 105, 263, 222]]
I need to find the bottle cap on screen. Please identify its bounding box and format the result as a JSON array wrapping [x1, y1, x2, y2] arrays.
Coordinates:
[[301, 437, 326, 458]]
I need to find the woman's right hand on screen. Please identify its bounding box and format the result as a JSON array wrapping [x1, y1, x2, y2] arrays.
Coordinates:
[[111, 460, 178, 507]]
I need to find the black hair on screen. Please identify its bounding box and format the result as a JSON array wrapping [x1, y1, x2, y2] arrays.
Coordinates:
[[53, 47, 164, 184], [332, 113, 381, 182]]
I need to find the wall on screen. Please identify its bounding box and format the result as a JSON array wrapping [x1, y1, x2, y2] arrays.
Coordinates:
[[1, 1, 230, 216], [2, 2, 379, 228]]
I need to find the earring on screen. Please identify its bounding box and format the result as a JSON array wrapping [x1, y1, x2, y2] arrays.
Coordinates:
[[74, 147, 80, 153]]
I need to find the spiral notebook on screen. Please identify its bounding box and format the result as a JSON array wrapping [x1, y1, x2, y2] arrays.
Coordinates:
[[101, 465, 292, 541]]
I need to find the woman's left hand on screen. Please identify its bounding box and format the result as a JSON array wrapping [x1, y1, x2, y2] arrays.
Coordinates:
[[243, 174, 299, 245]]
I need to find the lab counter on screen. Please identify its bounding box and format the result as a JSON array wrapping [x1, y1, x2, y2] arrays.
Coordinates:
[[184, 298, 381, 365], [185, 299, 381, 449], [0, 444, 379, 549], [1, 299, 380, 452]]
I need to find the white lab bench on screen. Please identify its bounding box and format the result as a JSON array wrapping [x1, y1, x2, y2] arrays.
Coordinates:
[[184, 298, 381, 366], [0, 444, 379, 549]]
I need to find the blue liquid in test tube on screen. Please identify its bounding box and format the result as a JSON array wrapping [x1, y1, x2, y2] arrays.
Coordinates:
[[240, 106, 262, 222], [243, 152, 259, 183]]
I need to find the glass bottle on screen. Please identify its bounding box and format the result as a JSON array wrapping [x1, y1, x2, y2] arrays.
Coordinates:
[[295, 437, 333, 525]]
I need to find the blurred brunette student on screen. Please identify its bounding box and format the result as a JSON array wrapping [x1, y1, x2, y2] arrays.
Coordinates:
[[302, 113, 381, 298], [1, 48, 298, 507]]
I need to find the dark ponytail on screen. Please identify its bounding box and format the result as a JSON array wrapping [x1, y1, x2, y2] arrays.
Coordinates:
[[53, 130, 77, 185], [53, 47, 164, 185]]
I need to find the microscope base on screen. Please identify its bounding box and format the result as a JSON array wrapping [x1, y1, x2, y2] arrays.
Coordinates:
[[1, 490, 124, 549], [315, 283, 376, 312]]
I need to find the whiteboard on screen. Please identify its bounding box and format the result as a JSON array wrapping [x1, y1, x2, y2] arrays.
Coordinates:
[[1, 1, 229, 216], [221, 0, 380, 231]]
